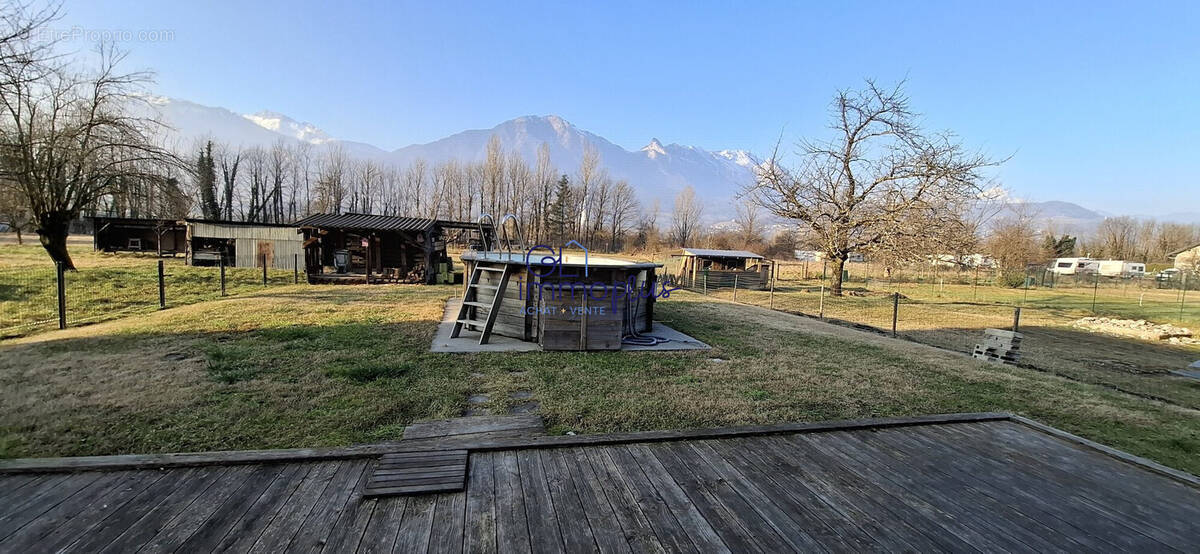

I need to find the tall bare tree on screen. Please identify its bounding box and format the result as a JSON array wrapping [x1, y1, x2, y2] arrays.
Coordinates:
[[314, 145, 347, 213], [217, 143, 241, 220], [734, 200, 764, 249], [670, 185, 703, 247], [0, 10, 178, 268], [748, 80, 997, 295], [608, 180, 639, 252]]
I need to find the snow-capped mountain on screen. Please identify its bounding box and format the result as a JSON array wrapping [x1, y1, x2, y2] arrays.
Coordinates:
[[142, 97, 758, 216], [242, 110, 332, 145]]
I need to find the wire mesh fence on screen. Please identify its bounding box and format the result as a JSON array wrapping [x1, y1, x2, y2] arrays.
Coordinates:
[[1, 254, 306, 338], [676, 262, 1200, 407]]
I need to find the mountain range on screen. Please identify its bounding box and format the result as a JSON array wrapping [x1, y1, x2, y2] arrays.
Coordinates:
[[143, 96, 1198, 229], [143, 96, 759, 218]]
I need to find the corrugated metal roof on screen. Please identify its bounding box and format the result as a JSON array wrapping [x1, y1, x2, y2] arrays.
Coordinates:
[[294, 213, 438, 232], [679, 248, 764, 259]]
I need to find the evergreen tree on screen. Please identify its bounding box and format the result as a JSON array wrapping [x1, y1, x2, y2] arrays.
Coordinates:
[[196, 141, 220, 220], [545, 174, 573, 243], [1042, 234, 1076, 258]]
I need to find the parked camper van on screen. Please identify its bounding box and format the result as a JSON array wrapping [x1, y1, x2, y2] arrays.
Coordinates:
[[1096, 260, 1146, 278], [1048, 257, 1093, 275]]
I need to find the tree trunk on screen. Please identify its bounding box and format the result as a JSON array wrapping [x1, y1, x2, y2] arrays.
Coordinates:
[[14, 227, 22, 245], [37, 213, 75, 269], [830, 256, 847, 296]]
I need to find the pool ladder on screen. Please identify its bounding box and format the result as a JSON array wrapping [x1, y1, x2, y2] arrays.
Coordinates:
[[453, 214, 526, 344]]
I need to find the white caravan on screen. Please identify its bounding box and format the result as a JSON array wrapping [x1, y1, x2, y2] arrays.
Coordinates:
[[1096, 260, 1146, 278], [1048, 257, 1093, 275]]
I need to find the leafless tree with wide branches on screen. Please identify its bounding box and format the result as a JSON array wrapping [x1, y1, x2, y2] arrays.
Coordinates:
[[747, 80, 999, 295], [0, 2, 179, 268]]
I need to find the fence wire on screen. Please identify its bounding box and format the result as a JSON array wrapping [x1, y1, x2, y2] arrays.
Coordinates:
[[1, 254, 306, 338], [682, 262, 1200, 409]]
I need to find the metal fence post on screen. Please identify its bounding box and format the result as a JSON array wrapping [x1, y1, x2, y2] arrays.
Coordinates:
[[261, 254, 267, 286], [1092, 273, 1100, 314], [219, 257, 226, 296], [1181, 273, 1189, 323], [1013, 307, 1021, 333], [1022, 268, 1031, 306], [158, 260, 165, 309], [294, 253, 299, 284], [769, 272, 775, 309], [819, 283, 825, 319], [892, 292, 899, 337], [56, 260, 66, 330], [733, 273, 738, 302], [972, 266, 978, 301], [703, 272, 708, 295]]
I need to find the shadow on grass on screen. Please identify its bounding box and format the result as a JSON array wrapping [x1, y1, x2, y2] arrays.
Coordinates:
[[0, 317, 479, 458], [898, 325, 1200, 408]]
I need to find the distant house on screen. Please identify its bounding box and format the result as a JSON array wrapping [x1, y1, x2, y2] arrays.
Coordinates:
[[295, 213, 486, 284], [793, 250, 866, 263], [1168, 243, 1200, 271], [930, 254, 995, 269], [672, 248, 773, 290], [185, 220, 302, 269], [91, 216, 187, 256]]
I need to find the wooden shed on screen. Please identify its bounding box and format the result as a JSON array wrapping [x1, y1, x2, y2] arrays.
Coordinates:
[[296, 213, 486, 285], [91, 216, 187, 256], [185, 220, 303, 269], [671, 248, 773, 290]]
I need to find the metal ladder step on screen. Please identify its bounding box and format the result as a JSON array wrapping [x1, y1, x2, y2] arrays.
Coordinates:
[[477, 266, 506, 273], [462, 301, 490, 309], [469, 283, 498, 291], [455, 319, 485, 327]]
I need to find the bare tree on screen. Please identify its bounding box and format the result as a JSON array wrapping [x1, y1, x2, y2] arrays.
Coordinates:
[[576, 142, 603, 237], [404, 158, 427, 215], [1096, 216, 1139, 260], [290, 141, 312, 218], [985, 204, 1041, 286], [670, 185, 703, 247], [0, 184, 31, 243], [216, 143, 241, 220], [482, 135, 504, 217], [314, 145, 347, 213], [733, 200, 764, 249], [532, 143, 556, 242], [0, 20, 178, 268], [608, 180, 639, 251], [747, 80, 997, 295], [267, 140, 290, 222]]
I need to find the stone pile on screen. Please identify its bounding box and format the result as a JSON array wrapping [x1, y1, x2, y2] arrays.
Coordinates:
[[1073, 317, 1196, 343]]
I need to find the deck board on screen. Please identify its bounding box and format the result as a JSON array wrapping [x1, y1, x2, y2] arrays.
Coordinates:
[[3, 417, 1199, 552]]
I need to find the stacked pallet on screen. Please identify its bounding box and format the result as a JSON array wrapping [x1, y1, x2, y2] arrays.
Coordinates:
[[973, 329, 1023, 365]]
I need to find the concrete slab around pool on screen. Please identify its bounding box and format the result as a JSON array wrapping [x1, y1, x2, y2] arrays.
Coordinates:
[[430, 298, 712, 353]]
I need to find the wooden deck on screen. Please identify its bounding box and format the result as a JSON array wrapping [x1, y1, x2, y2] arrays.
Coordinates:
[[2, 416, 1198, 552]]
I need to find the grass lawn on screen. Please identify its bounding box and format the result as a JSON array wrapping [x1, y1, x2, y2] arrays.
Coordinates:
[[1, 283, 1199, 478], [713, 277, 1200, 412], [1, 242, 300, 337]]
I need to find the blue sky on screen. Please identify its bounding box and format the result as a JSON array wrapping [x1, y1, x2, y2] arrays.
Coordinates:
[[55, 1, 1199, 215]]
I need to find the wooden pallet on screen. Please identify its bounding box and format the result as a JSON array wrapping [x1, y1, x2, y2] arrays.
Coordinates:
[[361, 450, 468, 497]]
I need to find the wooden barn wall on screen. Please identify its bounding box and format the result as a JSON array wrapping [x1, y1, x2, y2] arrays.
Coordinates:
[[188, 223, 302, 268]]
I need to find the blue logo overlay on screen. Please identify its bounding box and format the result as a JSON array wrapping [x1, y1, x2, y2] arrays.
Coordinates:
[[516, 243, 680, 316]]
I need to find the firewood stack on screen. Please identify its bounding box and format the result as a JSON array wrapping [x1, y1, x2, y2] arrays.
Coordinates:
[[973, 329, 1022, 365]]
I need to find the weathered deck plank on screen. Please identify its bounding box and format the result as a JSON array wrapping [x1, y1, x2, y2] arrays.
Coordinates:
[[2, 416, 1198, 552], [427, 493, 466, 554]]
